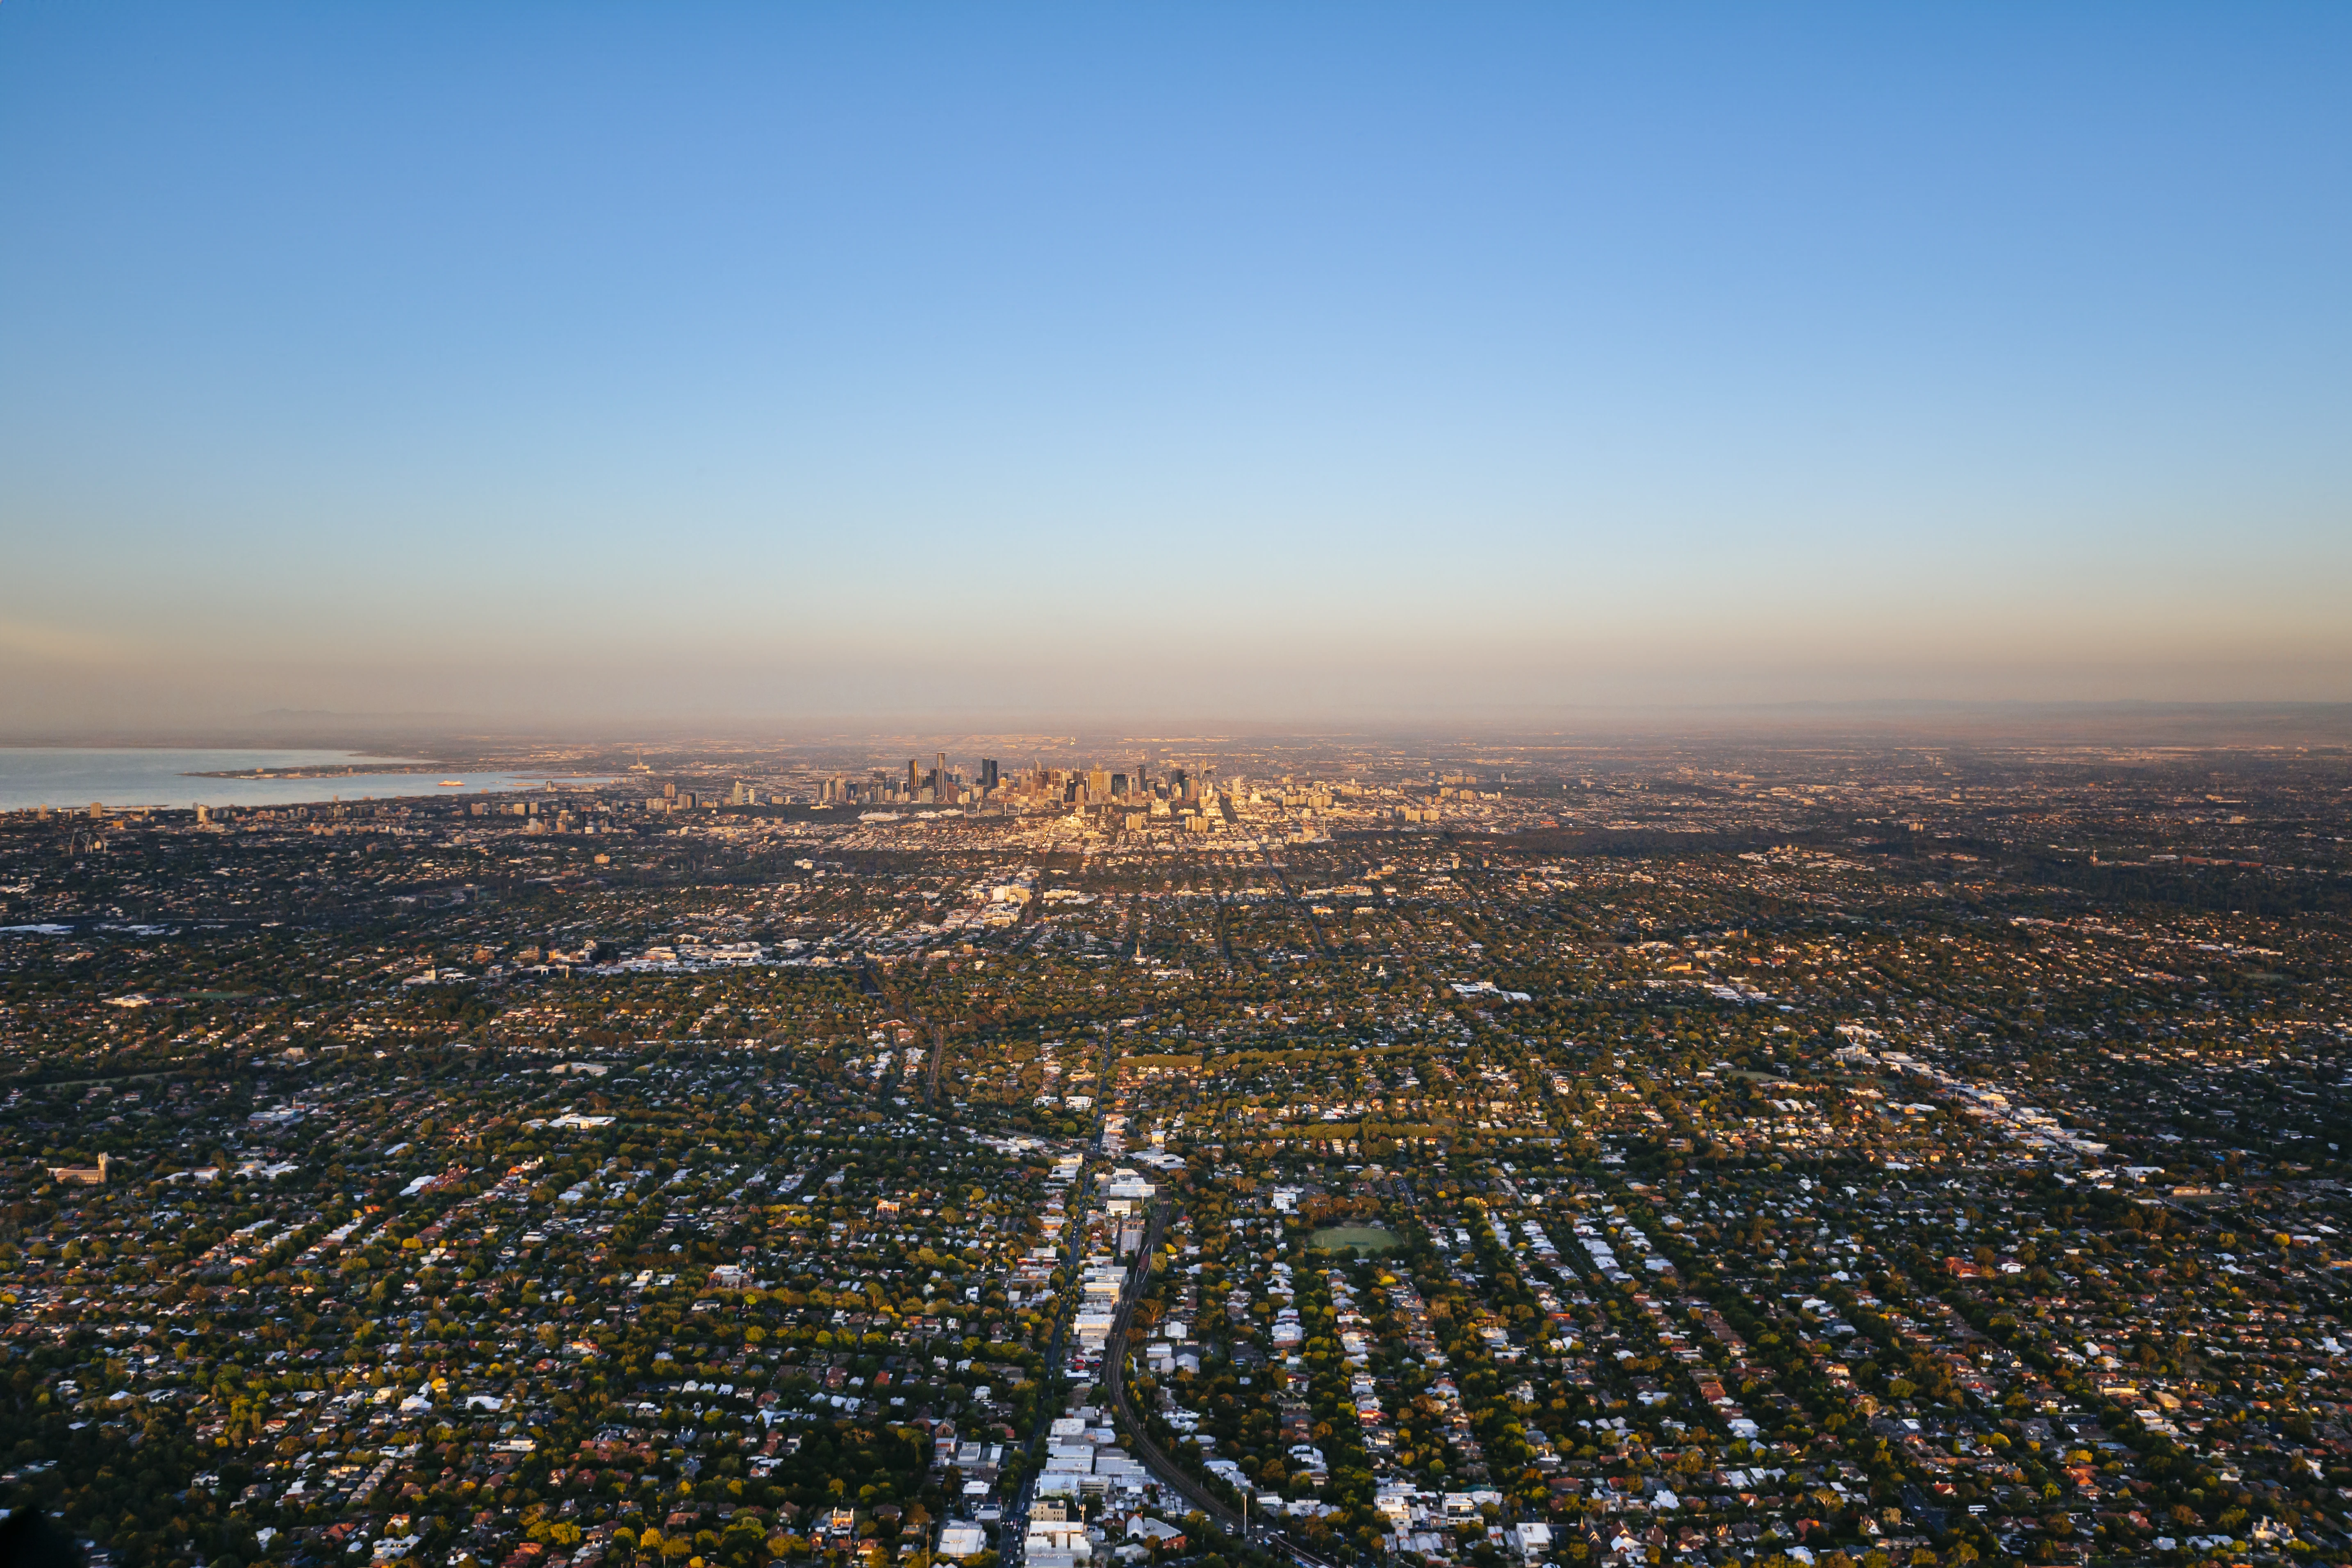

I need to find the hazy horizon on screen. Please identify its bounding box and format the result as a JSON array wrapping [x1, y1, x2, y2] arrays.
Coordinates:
[[9, 699, 2352, 758], [5, 5, 2349, 731]]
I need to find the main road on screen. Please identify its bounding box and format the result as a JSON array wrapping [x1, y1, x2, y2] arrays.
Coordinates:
[[1000, 1153, 1091, 1566], [1100, 1205, 1346, 1568]]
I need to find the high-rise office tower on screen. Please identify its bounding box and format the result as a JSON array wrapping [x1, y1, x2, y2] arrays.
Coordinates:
[[981, 758, 999, 791], [906, 760, 919, 799], [935, 752, 948, 805]]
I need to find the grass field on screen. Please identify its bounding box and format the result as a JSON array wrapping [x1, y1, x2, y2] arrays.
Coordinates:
[[1310, 1224, 1401, 1252]]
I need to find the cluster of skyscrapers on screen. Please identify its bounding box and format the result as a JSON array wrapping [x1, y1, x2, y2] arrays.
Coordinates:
[[808, 755, 1215, 812]]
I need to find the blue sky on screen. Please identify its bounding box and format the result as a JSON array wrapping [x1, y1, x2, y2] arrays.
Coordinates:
[[2, 3, 2347, 728]]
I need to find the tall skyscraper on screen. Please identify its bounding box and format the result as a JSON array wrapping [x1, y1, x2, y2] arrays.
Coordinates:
[[906, 760, 919, 799], [980, 758, 999, 792], [935, 751, 948, 805]]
